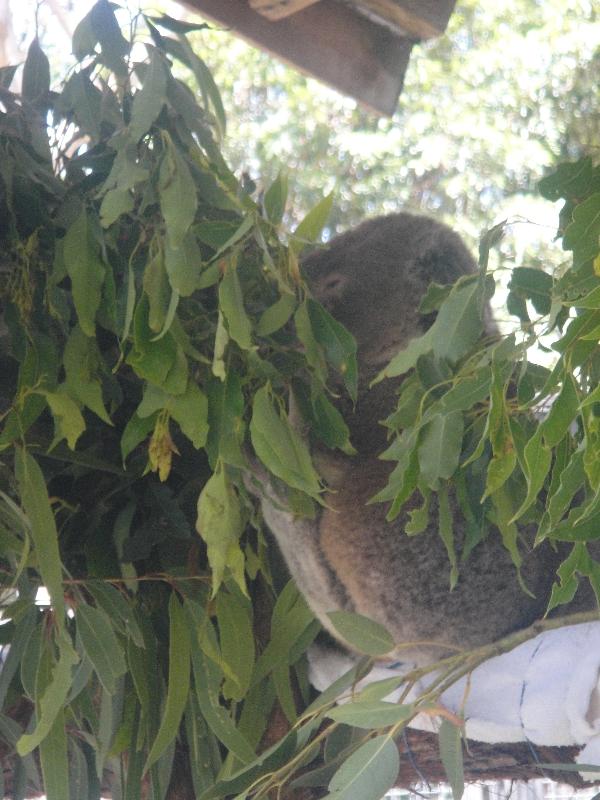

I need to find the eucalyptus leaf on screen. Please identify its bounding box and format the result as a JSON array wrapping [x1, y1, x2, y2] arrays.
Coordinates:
[[144, 594, 191, 771], [325, 735, 399, 800], [326, 611, 394, 656]]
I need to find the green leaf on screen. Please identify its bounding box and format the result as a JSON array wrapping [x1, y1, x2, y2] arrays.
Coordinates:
[[439, 719, 464, 800], [292, 192, 334, 253], [206, 372, 246, 468], [327, 701, 413, 729], [431, 278, 485, 363], [538, 157, 598, 201], [545, 448, 585, 530], [184, 43, 227, 138], [43, 389, 86, 450], [14, 449, 66, 626], [439, 368, 491, 413], [264, 171, 288, 225], [22, 39, 50, 105], [540, 374, 579, 448], [326, 611, 394, 656], [17, 636, 78, 755], [294, 300, 327, 382], [0, 608, 37, 707], [373, 328, 435, 383], [252, 582, 317, 683], [120, 412, 156, 462], [438, 484, 458, 589], [508, 267, 553, 315], [196, 467, 247, 596], [63, 326, 111, 424], [63, 208, 106, 336], [145, 593, 191, 772], [90, 0, 129, 74], [307, 299, 358, 402], [418, 412, 464, 490], [510, 427, 552, 523], [250, 385, 322, 499], [39, 712, 69, 800], [159, 133, 197, 248], [170, 381, 209, 448], [216, 590, 255, 701], [87, 584, 144, 647], [127, 296, 188, 393], [129, 48, 167, 141], [307, 385, 356, 455], [72, 5, 97, 59], [256, 292, 297, 336], [219, 265, 253, 349], [143, 249, 170, 332], [67, 72, 102, 140], [76, 603, 127, 694], [326, 735, 399, 800], [563, 192, 600, 267], [189, 643, 255, 763], [482, 448, 517, 500], [164, 230, 203, 298]]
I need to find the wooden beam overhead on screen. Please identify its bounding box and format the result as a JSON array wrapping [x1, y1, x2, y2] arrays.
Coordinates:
[[249, 0, 323, 21], [351, 0, 456, 39], [183, 0, 413, 115]]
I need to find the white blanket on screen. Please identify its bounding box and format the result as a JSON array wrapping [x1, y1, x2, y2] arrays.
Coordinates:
[[307, 622, 600, 781]]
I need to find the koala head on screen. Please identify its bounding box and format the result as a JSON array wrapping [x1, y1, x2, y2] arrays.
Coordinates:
[[302, 212, 477, 376]]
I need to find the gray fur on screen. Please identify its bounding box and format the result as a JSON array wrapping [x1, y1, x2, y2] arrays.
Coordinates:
[[255, 212, 595, 665]]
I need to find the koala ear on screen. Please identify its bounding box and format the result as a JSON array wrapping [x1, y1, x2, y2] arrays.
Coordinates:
[[417, 229, 476, 287]]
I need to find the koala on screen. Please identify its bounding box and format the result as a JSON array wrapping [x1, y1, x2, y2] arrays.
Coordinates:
[[255, 212, 593, 666]]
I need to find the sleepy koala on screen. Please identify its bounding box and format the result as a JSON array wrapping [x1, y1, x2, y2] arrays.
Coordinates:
[[255, 212, 594, 666]]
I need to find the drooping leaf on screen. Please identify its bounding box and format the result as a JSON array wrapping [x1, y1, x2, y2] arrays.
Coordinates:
[[76, 603, 127, 694], [439, 719, 465, 800], [563, 192, 600, 268], [196, 467, 247, 595], [129, 48, 167, 141], [219, 264, 253, 349], [17, 636, 78, 755], [39, 712, 69, 800], [63, 208, 106, 336], [264, 171, 288, 225], [22, 39, 50, 106], [144, 593, 191, 772], [63, 326, 111, 424], [250, 385, 322, 499], [14, 449, 66, 626], [216, 590, 255, 701], [159, 133, 198, 248], [418, 412, 464, 490], [307, 299, 358, 402]]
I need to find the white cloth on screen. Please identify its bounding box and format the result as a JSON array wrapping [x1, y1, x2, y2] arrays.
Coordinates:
[[307, 622, 600, 781]]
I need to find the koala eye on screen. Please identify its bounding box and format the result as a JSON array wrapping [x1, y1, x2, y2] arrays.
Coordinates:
[[320, 272, 347, 298]]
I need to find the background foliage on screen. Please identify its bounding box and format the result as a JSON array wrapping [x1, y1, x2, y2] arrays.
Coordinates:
[[0, 3, 599, 800]]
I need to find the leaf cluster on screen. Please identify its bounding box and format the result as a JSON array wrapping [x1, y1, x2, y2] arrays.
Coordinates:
[[375, 156, 600, 604], [0, 4, 356, 798]]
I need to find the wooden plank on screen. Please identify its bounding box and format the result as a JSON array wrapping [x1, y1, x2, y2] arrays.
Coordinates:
[[182, 0, 413, 115], [249, 0, 322, 21], [352, 0, 456, 39]]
